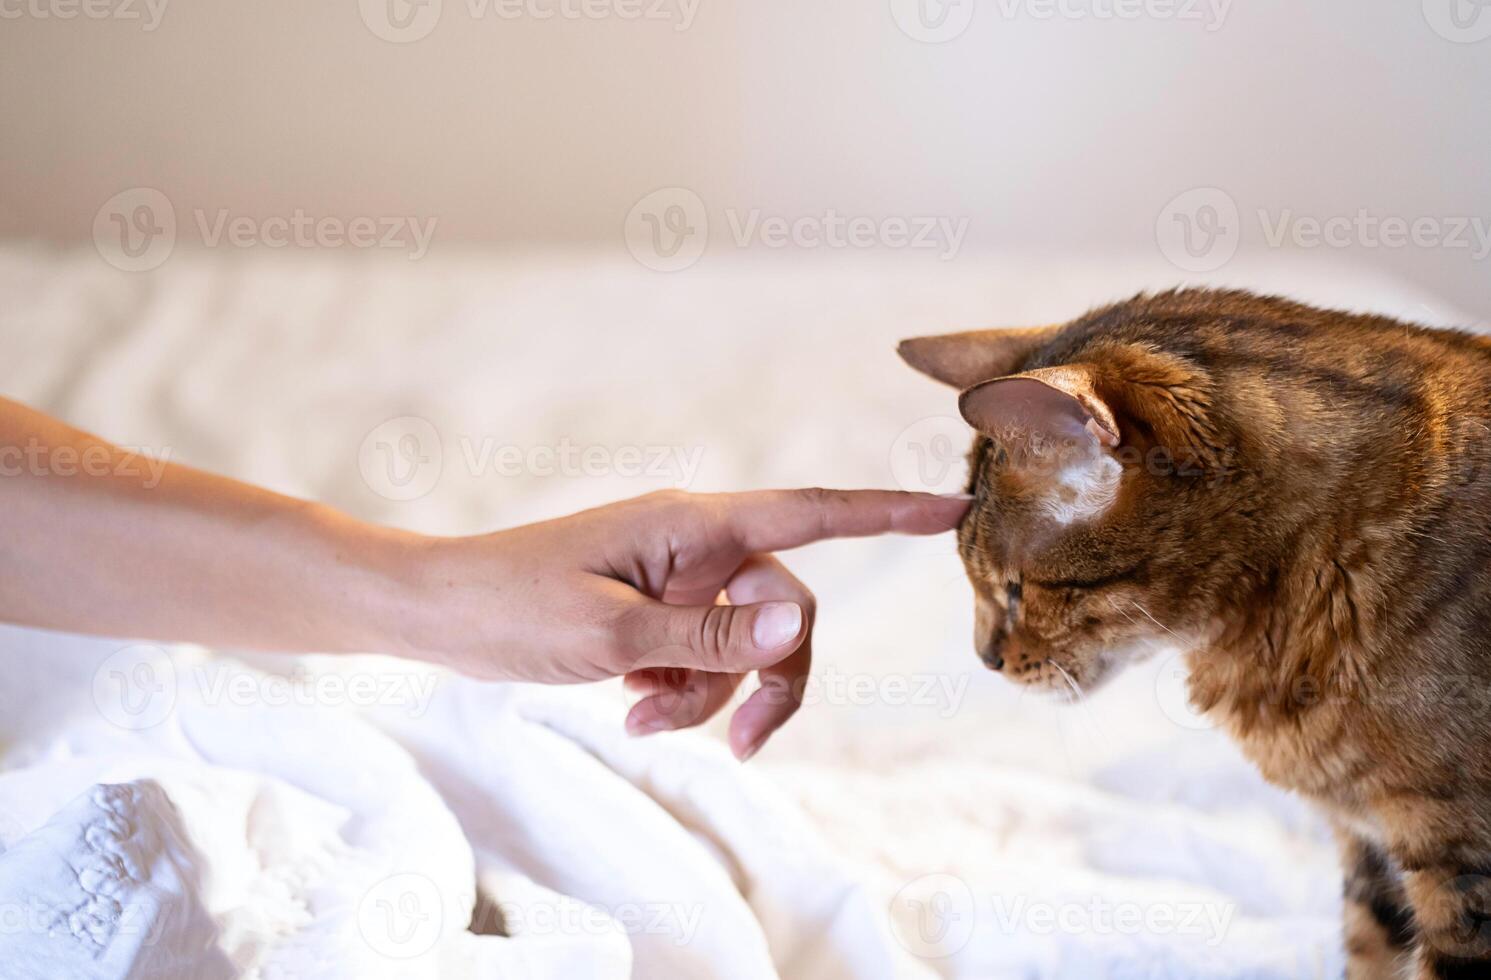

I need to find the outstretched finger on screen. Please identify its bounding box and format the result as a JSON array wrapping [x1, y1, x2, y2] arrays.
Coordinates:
[[718, 488, 969, 554]]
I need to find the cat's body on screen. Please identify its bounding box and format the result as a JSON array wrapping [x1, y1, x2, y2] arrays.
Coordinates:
[[899, 289, 1491, 979]]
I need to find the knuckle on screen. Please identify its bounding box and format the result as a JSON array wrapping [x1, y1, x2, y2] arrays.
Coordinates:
[[795, 486, 834, 507], [792, 487, 840, 536], [644, 488, 690, 509], [697, 605, 739, 667]]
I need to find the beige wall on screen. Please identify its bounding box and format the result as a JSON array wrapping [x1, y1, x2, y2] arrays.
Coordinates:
[[3, 0, 1489, 315]]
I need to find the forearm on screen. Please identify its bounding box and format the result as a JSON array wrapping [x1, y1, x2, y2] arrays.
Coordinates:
[[0, 397, 425, 655]]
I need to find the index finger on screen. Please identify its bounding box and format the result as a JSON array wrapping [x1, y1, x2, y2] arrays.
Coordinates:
[[718, 488, 970, 553]]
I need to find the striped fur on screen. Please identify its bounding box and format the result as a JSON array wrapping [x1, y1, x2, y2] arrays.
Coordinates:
[[901, 288, 1491, 979]]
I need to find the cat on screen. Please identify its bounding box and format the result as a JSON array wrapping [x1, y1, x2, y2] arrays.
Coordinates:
[[898, 287, 1491, 980]]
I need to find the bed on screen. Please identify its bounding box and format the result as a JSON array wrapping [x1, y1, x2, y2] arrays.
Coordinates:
[[0, 243, 1474, 978]]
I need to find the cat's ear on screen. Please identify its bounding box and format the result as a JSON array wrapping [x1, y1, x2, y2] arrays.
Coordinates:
[[958, 366, 1124, 526], [897, 326, 1064, 390], [958, 366, 1120, 452]]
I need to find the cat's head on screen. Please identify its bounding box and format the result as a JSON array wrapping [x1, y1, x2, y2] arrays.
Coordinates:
[[899, 291, 1260, 695]]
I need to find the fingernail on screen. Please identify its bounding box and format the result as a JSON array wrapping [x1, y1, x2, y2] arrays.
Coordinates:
[[938, 493, 974, 500], [751, 602, 802, 651], [626, 715, 669, 737], [739, 735, 767, 762]]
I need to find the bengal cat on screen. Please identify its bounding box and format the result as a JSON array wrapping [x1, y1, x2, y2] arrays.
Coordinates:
[[899, 288, 1491, 980]]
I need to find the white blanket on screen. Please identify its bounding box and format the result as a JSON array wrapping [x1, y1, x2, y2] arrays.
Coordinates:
[[0, 630, 924, 978], [0, 245, 1477, 977]]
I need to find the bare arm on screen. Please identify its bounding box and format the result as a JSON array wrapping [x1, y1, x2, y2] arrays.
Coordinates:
[[0, 397, 969, 757], [0, 396, 421, 653]]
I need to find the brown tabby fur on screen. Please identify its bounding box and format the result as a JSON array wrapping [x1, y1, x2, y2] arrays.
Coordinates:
[[899, 288, 1491, 980]]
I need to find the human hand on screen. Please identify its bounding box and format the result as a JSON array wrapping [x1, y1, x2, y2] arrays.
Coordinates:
[[407, 489, 969, 760]]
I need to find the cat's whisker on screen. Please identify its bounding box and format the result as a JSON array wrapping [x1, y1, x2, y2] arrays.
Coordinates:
[[1048, 659, 1084, 704], [1129, 599, 1181, 641], [1105, 595, 1141, 628], [1106, 596, 1168, 655], [1047, 658, 1108, 745]]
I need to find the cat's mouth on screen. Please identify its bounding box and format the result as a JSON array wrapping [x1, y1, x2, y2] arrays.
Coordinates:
[[996, 648, 1127, 700], [1006, 641, 1171, 701]]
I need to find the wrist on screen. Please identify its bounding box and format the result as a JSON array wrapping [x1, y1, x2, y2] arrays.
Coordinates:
[[358, 529, 506, 672], [303, 505, 441, 659]]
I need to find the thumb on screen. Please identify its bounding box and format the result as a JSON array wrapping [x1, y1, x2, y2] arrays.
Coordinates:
[[618, 599, 805, 673]]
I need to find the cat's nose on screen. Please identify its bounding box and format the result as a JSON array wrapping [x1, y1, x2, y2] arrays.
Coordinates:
[[977, 634, 1005, 671]]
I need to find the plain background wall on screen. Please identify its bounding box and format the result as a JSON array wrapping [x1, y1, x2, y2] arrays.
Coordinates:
[[2, 0, 1488, 317]]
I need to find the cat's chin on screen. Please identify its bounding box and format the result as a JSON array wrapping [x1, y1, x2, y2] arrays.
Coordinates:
[[1012, 644, 1154, 699], [1004, 659, 1115, 699]]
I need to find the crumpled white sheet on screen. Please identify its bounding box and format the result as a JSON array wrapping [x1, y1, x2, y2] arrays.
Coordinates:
[[0, 626, 928, 978]]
